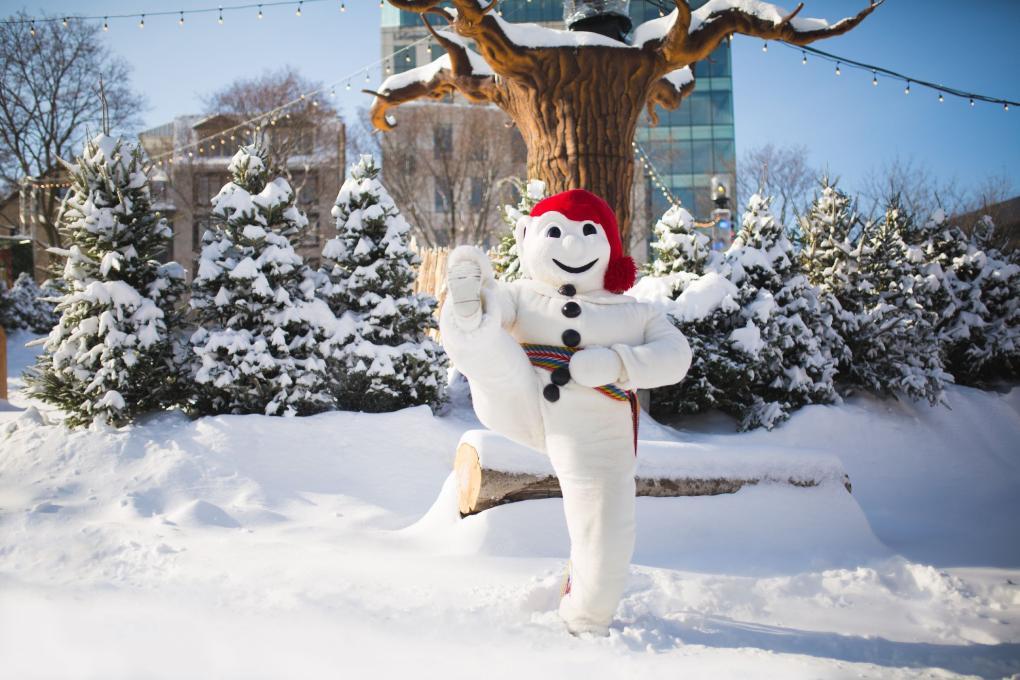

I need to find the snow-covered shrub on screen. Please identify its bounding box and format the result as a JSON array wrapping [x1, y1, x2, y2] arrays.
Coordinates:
[[645, 204, 711, 281], [190, 140, 333, 417], [492, 178, 546, 282], [0, 273, 59, 334], [919, 211, 1020, 384], [319, 154, 446, 412], [648, 195, 844, 430], [25, 134, 185, 428], [800, 185, 948, 404]]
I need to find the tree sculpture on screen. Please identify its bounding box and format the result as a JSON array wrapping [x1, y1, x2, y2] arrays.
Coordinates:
[[369, 0, 881, 244]]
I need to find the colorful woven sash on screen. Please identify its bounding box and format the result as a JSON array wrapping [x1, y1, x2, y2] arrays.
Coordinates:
[[521, 343, 640, 454]]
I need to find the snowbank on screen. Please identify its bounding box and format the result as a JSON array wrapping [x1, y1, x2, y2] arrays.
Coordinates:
[[2, 331, 1019, 678]]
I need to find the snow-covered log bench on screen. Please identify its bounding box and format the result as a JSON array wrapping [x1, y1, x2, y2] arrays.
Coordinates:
[[454, 430, 852, 516]]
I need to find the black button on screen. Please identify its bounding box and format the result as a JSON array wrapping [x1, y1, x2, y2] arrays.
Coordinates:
[[562, 301, 581, 318], [551, 366, 571, 386], [543, 384, 560, 402], [562, 329, 581, 347], [558, 284, 576, 297]]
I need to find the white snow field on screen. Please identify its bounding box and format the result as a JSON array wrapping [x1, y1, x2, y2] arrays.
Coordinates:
[[2, 330, 1019, 679]]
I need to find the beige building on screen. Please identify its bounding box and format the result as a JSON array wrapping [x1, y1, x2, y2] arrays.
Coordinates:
[[139, 113, 346, 280]]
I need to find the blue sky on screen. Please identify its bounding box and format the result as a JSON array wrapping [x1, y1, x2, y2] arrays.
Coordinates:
[[3, 0, 1018, 199]]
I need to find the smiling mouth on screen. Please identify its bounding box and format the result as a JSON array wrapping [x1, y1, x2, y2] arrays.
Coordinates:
[[553, 258, 598, 274]]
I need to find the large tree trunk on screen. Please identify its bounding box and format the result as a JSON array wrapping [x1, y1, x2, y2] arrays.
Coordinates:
[[503, 51, 656, 244]]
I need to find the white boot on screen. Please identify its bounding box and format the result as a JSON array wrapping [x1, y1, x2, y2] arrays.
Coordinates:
[[446, 260, 483, 331]]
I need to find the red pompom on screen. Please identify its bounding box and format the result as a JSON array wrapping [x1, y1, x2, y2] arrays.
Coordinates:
[[603, 256, 637, 294]]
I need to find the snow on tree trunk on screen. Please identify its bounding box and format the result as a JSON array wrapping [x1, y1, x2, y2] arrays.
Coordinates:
[[25, 134, 185, 428], [189, 140, 333, 417], [492, 178, 546, 282], [319, 154, 447, 413]]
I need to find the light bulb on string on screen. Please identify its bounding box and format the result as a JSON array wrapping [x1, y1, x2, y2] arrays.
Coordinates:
[[904, 80, 910, 95], [969, 98, 975, 107], [30, 21, 36, 37], [103, 17, 109, 31], [340, 3, 346, 12], [330, 87, 336, 98], [139, 15, 145, 29], [218, 7, 224, 24], [801, 51, 807, 65], [835, 62, 841, 76], [179, 12, 184, 26], [346, 81, 351, 90], [938, 92, 944, 103], [762, 41, 768, 53], [296, 2, 302, 17], [364, 71, 370, 82], [872, 71, 878, 86], [258, 5, 263, 19], [1005, 103, 1010, 112], [62, 17, 68, 28]]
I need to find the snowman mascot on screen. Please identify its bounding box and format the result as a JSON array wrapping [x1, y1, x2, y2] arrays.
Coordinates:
[[440, 189, 692, 635]]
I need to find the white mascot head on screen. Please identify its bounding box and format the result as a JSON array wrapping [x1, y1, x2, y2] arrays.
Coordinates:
[[514, 189, 636, 295]]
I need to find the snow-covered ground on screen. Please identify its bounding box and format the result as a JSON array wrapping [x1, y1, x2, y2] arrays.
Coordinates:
[[2, 329, 1019, 679]]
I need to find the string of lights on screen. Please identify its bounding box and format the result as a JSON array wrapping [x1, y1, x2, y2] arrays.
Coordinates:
[[637, 0, 1015, 111], [0, 0, 357, 28], [633, 140, 680, 208], [23, 32, 433, 189], [776, 42, 1016, 110]]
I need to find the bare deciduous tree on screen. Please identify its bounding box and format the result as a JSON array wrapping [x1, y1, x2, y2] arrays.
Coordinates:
[[0, 12, 143, 250], [201, 65, 343, 195], [356, 103, 523, 248], [736, 143, 816, 225]]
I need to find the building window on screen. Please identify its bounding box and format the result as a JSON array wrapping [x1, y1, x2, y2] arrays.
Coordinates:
[[193, 216, 210, 251], [470, 178, 484, 208], [435, 183, 450, 213], [433, 124, 453, 159], [395, 46, 417, 73]]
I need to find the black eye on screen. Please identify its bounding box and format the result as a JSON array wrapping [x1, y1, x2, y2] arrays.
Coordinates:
[[546, 226, 561, 238], [582, 222, 598, 236]]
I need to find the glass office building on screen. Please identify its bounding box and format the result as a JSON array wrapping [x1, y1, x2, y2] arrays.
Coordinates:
[[381, 0, 736, 227]]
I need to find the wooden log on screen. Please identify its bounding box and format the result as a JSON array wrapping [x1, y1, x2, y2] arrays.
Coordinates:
[[453, 431, 853, 517]]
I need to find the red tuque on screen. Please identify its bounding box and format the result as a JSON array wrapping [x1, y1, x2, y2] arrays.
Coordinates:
[[529, 189, 637, 294]]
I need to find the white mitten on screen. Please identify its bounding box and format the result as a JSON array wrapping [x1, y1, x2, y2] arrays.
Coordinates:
[[569, 347, 624, 388], [446, 259, 483, 331]]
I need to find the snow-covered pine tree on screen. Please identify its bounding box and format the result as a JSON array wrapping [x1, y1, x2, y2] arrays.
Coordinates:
[[25, 134, 185, 428], [646, 203, 741, 418], [0, 273, 59, 334], [723, 194, 844, 430], [920, 211, 1020, 384], [320, 154, 446, 412], [492, 178, 546, 282], [190, 140, 332, 417], [860, 196, 948, 402], [801, 186, 948, 404], [645, 204, 711, 280]]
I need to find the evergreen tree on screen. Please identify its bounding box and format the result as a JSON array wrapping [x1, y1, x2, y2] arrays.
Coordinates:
[[801, 185, 948, 404], [723, 194, 844, 429], [25, 134, 185, 427], [645, 204, 711, 280], [920, 211, 1020, 384], [0, 273, 60, 334], [190, 140, 332, 417], [652, 195, 843, 430], [492, 178, 546, 282], [320, 155, 446, 412]]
